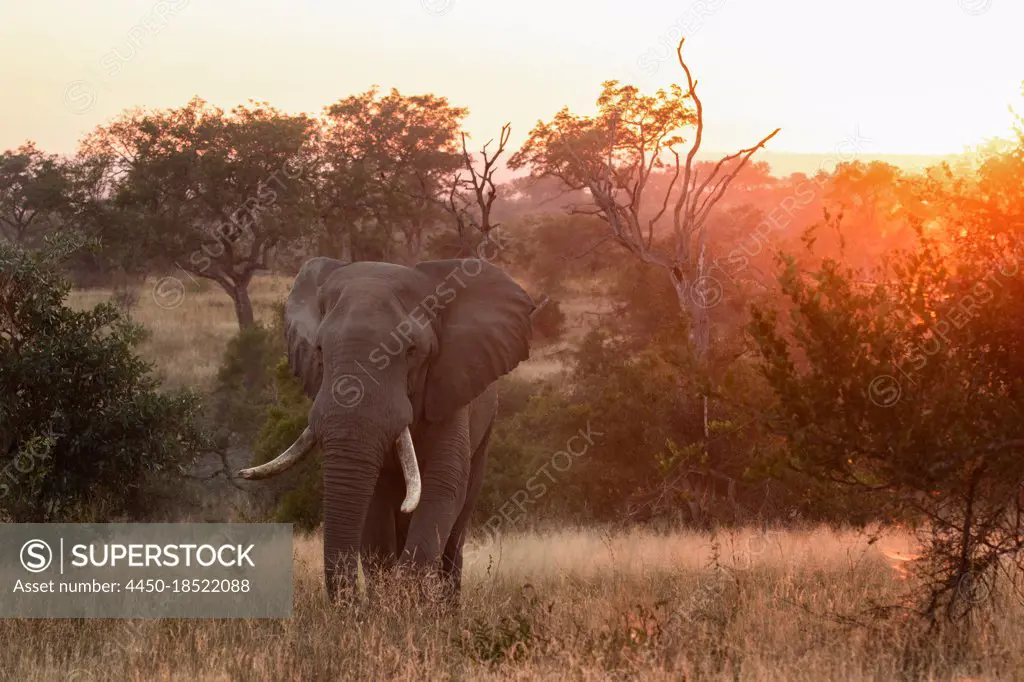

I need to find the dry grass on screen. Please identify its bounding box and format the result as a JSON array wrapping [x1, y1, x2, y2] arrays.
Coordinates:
[[4, 526, 1019, 681], [52, 277, 1021, 679], [67, 275, 294, 390], [65, 273, 604, 389]]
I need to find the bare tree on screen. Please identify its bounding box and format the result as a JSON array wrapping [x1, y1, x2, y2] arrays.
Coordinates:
[[509, 37, 779, 514], [432, 122, 513, 255]]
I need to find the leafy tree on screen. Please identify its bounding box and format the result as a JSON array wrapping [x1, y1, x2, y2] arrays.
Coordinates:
[[504, 213, 619, 295], [0, 235, 205, 521], [508, 38, 780, 478], [0, 142, 71, 246], [313, 87, 467, 262], [79, 98, 318, 327], [748, 135, 1024, 623]]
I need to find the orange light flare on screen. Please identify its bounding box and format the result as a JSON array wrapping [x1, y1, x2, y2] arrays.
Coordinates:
[[877, 526, 923, 580], [881, 549, 923, 580]]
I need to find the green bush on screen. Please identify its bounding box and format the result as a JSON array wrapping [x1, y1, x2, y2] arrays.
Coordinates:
[[480, 376, 584, 523], [212, 319, 284, 442], [504, 213, 618, 294], [250, 358, 321, 530], [482, 291, 863, 526], [208, 297, 323, 530], [0, 236, 205, 522]]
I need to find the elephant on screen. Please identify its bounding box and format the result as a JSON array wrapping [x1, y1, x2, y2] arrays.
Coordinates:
[[237, 256, 536, 602]]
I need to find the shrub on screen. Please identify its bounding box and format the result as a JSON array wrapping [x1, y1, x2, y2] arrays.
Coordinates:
[[0, 236, 205, 521], [478, 375, 594, 525], [750, 234, 1024, 622], [482, 312, 845, 526], [212, 320, 284, 442], [505, 213, 618, 294], [250, 358, 320, 530]]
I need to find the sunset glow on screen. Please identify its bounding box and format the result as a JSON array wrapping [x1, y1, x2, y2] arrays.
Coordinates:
[[3, 2, 1024, 678], [1, 0, 1021, 165]]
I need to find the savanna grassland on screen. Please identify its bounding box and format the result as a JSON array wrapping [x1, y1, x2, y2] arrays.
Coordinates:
[[6, 6, 1024, 677], [5, 526, 1019, 681], [68, 276, 296, 390], [66, 273, 590, 390], [16, 278, 1021, 681]]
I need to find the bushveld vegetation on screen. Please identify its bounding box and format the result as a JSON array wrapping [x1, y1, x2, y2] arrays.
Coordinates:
[[3, 36, 1024, 680]]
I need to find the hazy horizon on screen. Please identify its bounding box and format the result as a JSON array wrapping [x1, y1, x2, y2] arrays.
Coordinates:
[[1, 0, 1022, 161]]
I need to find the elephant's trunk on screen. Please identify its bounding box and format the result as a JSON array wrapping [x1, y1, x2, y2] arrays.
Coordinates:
[[321, 436, 384, 600], [313, 346, 418, 599], [321, 426, 419, 598]]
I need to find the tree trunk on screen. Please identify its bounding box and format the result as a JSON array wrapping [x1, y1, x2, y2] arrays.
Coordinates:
[[670, 267, 712, 523], [220, 282, 255, 330], [693, 246, 711, 449], [341, 231, 353, 262], [234, 286, 254, 329]]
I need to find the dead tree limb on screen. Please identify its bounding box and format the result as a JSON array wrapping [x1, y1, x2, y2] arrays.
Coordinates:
[[521, 37, 780, 523], [441, 122, 512, 249]]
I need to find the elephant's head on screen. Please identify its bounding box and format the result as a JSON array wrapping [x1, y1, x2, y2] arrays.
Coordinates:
[[238, 257, 534, 597]]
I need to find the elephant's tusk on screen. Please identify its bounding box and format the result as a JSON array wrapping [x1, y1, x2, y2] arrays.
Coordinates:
[[530, 296, 550, 320], [237, 426, 317, 479], [396, 426, 421, 513]]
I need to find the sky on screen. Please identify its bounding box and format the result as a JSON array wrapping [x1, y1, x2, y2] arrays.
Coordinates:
[[1, 0, 1021, 169]]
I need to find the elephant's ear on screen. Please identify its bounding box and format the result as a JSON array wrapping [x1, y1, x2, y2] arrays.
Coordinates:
[[413, 259, 535, 422], [285, 257, 348, 398]]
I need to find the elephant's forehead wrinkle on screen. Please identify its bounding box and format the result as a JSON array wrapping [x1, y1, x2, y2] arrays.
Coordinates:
[[330, 290, 434, 345], [323, 289, 401, 330], [326, 269, 425, 302]]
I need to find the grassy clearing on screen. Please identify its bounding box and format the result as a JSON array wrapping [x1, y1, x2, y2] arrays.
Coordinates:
[[66, 273, 600, 390], [67, 275, 293, 391], [4, 526, 1018, 681]]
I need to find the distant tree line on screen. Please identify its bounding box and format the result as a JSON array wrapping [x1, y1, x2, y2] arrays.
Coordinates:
[[0, 89, 517, 328]]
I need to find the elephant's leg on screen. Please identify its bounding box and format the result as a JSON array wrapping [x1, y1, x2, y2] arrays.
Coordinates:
[[360, 472, 402, 582], [400, 406, 471, 574], [441, 420, 494, 597]]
